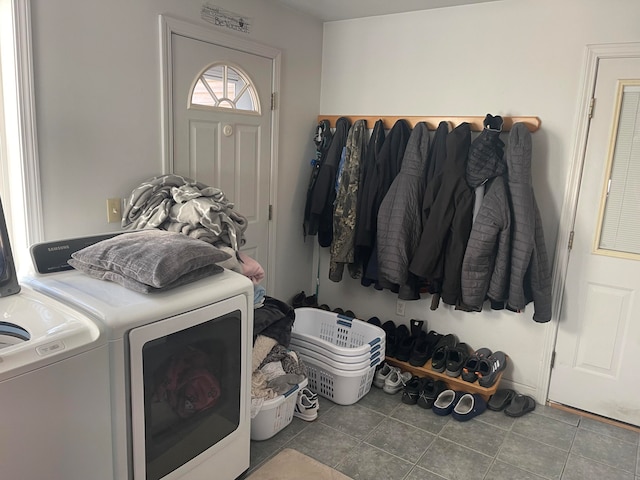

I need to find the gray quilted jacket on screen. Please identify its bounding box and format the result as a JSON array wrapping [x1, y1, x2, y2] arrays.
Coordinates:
[[376, 122, 430, 299], [506, 123, 552, 323]]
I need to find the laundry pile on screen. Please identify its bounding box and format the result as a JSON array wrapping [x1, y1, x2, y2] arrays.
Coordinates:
[[303, 115, 552, 323]]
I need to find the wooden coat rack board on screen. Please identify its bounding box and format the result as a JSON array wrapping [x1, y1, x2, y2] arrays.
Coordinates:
[[317, 115, 541, 132]]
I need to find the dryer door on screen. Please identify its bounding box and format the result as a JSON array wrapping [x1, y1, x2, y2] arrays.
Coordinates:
[[128, 293, 250, 480]]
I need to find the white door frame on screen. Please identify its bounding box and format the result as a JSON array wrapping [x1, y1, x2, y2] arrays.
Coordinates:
[[158, 14, 281, 291], [540, 42, 640, 404]]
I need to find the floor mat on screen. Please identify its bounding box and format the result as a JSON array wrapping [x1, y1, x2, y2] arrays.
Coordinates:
[[246, 448, 352, 480]]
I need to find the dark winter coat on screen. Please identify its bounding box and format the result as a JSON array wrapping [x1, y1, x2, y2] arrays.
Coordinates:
[[506, 123, 552, 323], [306, 117, 351, 247], [362, 119, 411, 288], [376, 122, 430, 300], [409, 122, 473, 307]]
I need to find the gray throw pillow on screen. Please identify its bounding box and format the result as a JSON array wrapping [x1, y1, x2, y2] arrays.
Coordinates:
[[69, 229, 231, 289]]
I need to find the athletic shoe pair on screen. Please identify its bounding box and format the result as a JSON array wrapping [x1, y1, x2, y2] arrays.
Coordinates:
[[293, 387, 319, 421]]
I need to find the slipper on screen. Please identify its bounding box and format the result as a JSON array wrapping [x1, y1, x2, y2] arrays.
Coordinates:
[[504, 394, 536, 417], [452, 393, 487, 422], [487, 388, 516, 411]]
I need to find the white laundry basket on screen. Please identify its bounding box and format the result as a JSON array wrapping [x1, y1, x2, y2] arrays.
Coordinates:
[[250, 378, 307, 441]]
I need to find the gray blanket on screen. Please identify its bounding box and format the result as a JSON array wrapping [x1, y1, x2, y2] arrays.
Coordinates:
[[122, 174, 248, 251]]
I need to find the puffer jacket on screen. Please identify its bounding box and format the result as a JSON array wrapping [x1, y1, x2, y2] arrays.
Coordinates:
[[376, 122, 430, 300], [409, 123, 473, 307], [506, 123, 552, 323], [460, 175, 511, 310]]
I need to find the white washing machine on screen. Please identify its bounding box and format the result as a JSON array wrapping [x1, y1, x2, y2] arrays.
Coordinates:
[[0, 286, 114, 480], [24, 234, 254, 480]]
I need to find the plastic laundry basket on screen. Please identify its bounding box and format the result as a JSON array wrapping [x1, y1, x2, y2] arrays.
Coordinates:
[[251, 378, 307, 441]]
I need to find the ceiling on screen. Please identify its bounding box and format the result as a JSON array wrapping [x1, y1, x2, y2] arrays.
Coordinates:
[[272, 0, 501, 22]]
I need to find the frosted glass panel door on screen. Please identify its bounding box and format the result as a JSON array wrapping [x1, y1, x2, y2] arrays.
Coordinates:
[[597, 82, 640, 257]]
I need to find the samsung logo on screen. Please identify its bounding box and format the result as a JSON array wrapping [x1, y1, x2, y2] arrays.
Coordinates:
[[47, 245, 70, 252]]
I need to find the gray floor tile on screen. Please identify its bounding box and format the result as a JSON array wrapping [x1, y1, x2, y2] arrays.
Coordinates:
[[637, 442, 639, 475], [497, 432, 569, 479], [485, 460, 548, 480], [439, 417, 507, 456], [284, 422, 360, 467], [476, 408, 517, 430], [405, 465, 448, 480], [357, 386, 404, 415], [319, 402, 386, 440], [562, 453, 635, 480], [365, 417, 436, 463], [512, 411, 577, 451], [572, 428, 638, 473], [418, 437, 493, 480], [578, 417, 640, 445], [391, 402, 451, 435], [535, 404, 581, 426], [336, 443, 413, 480]]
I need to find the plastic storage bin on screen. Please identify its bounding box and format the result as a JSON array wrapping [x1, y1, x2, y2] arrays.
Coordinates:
[[292, 308, 385, 357], [250, 378, 307, 441]]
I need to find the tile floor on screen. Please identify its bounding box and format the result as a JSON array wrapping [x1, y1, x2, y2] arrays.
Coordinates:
[[243, 385, 640, 480]]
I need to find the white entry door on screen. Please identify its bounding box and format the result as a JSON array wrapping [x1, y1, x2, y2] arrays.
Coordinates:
[[548, 56, 640, 426], [171, 32, 273, 286]]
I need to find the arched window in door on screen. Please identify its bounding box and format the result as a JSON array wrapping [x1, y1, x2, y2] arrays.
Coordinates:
[[190, 63, 260, 114]]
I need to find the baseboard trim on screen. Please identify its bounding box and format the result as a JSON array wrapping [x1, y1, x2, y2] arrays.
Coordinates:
[[546, 401, 640, 433]]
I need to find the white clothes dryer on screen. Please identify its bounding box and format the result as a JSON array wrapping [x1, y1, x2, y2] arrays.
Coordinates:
[[24, 234, 254, 480]]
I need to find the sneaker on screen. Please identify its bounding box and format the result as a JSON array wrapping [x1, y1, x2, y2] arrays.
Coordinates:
[[383, 369, 412, 395], [445, 342, 473, 377], [416, 379, 447, 409], [477, 351, 507, 387], [299, 386, 318, 401], [431, 334, 458, 373], [461, 348, 492, 383], [293, 391, 318, 421], [373, 362, 394, 389]]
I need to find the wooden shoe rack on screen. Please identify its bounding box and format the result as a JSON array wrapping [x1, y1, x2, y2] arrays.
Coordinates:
[[384, 357, 506, 401]]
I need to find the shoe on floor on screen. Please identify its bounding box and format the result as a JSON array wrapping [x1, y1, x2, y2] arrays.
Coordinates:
[[432, 389, 464, 416], [452, 393, 487, 421], [504, 394, 536, 417], [383, 369, 412, 394], [417, 379, 448, 409], [445, 342, 473, 377], [293, 390, 319, 421], [461, 347, 492, 383], [487, 388, 515, 411], [299, 386, 318, 402], [478, 351, 507, 387], [373, 362, 394, 389], [401, 376, 421, 405]]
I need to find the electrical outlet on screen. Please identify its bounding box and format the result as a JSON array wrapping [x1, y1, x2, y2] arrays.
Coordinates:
[[106, 198, 122, 223], [396, 299, 406, 316]]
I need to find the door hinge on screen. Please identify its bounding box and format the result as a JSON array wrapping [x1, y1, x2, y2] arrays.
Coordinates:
[[268, 204, 273, 220], [568, 230, 574, 250], [588, 97, 595, 119], [550, 351, 556, 370], [270, 92, 276, 110]]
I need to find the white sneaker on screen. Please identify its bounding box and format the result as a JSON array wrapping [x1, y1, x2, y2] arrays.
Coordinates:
[[373, 362, 395, 389], [293, 391, 319, 421], [383, 369, 412, 395]]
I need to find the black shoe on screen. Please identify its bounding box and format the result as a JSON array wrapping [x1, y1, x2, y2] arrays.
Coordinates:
[[409, 319, 424, 337], [417, 379, 448, 409], [445, 343, 472, 378], [461, 348, 492, 383], [478, 351, 507, 387], [381, 320, 397, 357], [408, 334, 431, 367], [391, 324, 410, 360], [395, 333, 417, 362], [344, 310, 356, 318], [367, 316, 382, 327], [431, 334, 458, 373], [291, 291, 306, 308], [401, 376, 421, 405]]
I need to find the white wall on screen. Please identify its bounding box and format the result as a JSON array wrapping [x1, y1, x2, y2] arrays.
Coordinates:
[[29, 0, 323, 300], [316, 0, 640, 397]]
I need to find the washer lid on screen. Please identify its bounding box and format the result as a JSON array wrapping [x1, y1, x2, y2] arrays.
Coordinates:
[[23, 267, 253, 340], [0, 288, 103, 381]]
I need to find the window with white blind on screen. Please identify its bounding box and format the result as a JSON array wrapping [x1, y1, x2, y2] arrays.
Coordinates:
[[596, 80, 640, 258]]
